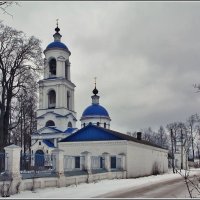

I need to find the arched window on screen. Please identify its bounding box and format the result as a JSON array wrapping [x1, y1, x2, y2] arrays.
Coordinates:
[[83, 123, 85, 127], [48, 90, 56, 108], [46, 120, 55, 127], [97, 122, 100, 127], [68, 121, 72, 128], [49, 58, 56, 77], [65, 60, 70, 80], [67, 91, 70, 109], [104, 123, 106, 128]]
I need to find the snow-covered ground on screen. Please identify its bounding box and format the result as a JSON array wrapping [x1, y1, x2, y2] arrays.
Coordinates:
[[6, 169, 200, 199]]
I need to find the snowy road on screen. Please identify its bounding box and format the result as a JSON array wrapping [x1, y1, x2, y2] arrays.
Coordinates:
[[95, 176, 192, 198]]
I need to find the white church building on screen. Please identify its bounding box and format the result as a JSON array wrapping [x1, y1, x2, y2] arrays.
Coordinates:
[[30, 24, 169, 178]]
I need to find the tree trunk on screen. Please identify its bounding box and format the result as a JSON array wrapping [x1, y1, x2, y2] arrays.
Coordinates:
[[0, 117, 4, 151], [171, 129, 175, 173]]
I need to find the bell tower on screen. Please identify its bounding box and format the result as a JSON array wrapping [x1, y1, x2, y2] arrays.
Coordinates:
[[37, 22, 77, 131]]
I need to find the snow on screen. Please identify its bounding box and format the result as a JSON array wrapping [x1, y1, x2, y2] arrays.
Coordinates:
[[6, 169, 200, 199]]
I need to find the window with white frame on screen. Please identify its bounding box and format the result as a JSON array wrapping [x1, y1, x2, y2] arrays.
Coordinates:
[[116, 157, 122, 169], [91, 156, 99, 169], [75, 156, 80, 168], [64, 156, 75, 171], [64, 156, 84, 171], [110, 156, 122, 169], [110, 156, 116, 169], [91, 156, 104, 169]]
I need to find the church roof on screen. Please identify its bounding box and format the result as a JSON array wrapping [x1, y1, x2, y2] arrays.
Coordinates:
[[37, 111, 77, 121], [43, 139, 55, 148], [81, 84, 110, 120], [33, 126, 63, 135], [44, 23, 71, 55], [46, 41, 71, 54], [81, 104, 110, 118], [36, 111, 64, 119], [59, 124, 166, 150], [64, 127, 78, 134]]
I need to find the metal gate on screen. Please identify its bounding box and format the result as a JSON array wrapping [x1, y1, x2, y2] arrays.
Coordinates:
[[20, 152, 56, 179]]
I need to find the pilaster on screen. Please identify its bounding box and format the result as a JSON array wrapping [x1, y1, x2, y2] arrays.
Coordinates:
[[102, 152, 110, 172]]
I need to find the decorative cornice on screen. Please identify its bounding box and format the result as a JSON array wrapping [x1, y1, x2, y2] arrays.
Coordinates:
[[80, 115, 111, 121], [38, 78, 76, 88], [59, 140, 128, 147]]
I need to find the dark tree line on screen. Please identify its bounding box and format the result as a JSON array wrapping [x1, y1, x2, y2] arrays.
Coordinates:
[[128, 113, 200, 163], [127, 125, 169, 149]]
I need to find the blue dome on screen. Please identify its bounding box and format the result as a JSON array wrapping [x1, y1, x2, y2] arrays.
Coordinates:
[[82, 104, 109, 117], [46, 41, 70, 53]]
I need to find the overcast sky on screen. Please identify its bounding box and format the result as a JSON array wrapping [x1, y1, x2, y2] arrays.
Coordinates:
[[1, 1, 200, 133]]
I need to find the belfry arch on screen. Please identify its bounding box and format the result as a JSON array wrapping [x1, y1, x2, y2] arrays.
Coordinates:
[[49, 58, 56, 77]]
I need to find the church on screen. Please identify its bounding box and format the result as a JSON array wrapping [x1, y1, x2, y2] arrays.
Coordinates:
[[30, 24, 168, 178]]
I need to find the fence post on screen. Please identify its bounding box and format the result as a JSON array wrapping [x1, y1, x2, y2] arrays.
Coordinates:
[[102, 152, 110, 172], [81, 151, 91, 174], [4, 144, 22, 195], [51, 148, 65, 187]]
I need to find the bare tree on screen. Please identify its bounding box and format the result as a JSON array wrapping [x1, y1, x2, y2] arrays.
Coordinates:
[[141, 127, 155, 142], [156, 126, 169, 149], [127, 126, 169, 150], [0, 22, 43, 151], [11, 70, 38, 153], [186, 114, 199, 161], [166, 122, 180, 153], [0, 1, 19, 17]]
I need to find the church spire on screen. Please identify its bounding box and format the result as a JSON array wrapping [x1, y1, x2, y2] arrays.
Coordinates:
[[53, 19, 62, 42], [93, 77, 98, 96], [92, 77, 100, 104], [55, 19, 60, 33]]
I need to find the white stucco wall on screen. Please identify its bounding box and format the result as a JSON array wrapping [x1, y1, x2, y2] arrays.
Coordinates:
[[58, 140, 127, 156], [126, 141, 168, 178], [58, 140, 168, 178]]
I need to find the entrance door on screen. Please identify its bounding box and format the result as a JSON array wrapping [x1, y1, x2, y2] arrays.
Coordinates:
[[35, 150, 45, 169]]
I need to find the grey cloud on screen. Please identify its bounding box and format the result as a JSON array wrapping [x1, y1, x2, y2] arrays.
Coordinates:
[[1, 1, 200, 133]]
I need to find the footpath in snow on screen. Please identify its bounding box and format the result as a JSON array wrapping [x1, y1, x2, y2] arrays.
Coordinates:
[[6, 168, 200, 199]]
